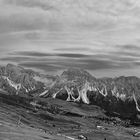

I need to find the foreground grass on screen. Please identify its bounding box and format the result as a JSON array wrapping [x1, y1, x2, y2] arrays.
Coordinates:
[[0, 93, 140, 140]]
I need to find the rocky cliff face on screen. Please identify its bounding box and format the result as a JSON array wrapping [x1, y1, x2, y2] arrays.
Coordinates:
[[45, 68, 140, 119], [0, 64, 140, 120], [0, 64, 57, 96]]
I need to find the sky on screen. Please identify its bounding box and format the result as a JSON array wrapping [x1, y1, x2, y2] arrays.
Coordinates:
[[0, 0, 140, 77]]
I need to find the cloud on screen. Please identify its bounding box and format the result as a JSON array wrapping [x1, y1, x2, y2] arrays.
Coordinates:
[[0, 10, 47, 34], [17, 57, 130, 75], [0, 45, 139, 76], [56, 53, 89, 58], [19, 62, 64, 72], [4, 0, 56, 11], [0, 0, 63, 34], [0, 56, 32, 62], [3, 45, 140, 73], [1, 0, 139, 35], [15, 56, 129, 73], [81, 59, 131, 70], [54, 47, 92, 52], [117, 44, 140, 51], [10, 51, 89, 58], [10, 51, 55, 57], [113, 44, 140, 60]]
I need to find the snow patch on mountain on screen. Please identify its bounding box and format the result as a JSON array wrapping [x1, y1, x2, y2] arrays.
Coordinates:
[[39, 89, 49, 97], [133, 92, 140, 112], [2, 76, 21, 95], [97, 85, 108, 97], [111, 86, 126, 101]]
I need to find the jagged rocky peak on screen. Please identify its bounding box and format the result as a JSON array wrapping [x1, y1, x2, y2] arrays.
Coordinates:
[[6, 63, 23, 71], [0, 64, 19, 75], [61, 68, 96, 82], [47, 69, 140, 119], [4, 64, 23, 77], [0, 64, 57, 96], [47, 68, 97, 104]]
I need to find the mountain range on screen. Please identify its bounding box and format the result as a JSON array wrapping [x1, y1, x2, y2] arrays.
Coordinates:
[[1, 63, 140, 120]]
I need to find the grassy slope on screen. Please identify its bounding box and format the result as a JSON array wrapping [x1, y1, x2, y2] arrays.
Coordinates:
[[0, 93, 139, 140]]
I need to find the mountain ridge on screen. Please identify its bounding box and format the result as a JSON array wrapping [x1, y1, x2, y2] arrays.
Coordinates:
[[1, 63, 140, 120]]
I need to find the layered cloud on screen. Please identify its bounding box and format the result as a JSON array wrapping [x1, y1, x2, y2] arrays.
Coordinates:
[[0, 0, 140, 77], [4, 0, 56, 11], [1, 0, 140, 34], [2, 44, 139, 74]]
